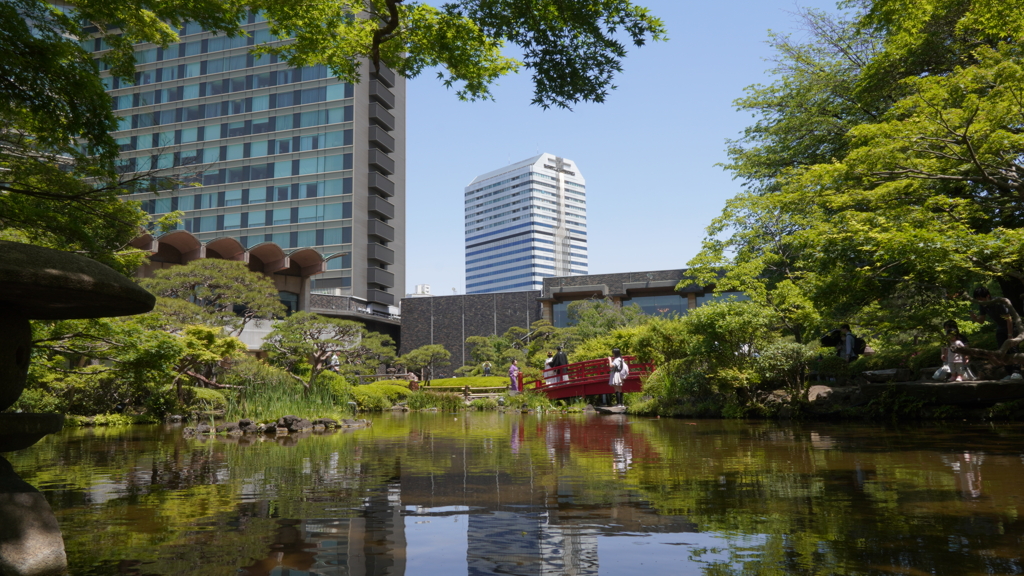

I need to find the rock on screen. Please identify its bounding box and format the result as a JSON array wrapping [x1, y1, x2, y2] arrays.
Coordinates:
[[167, 415, 183, 423], [289, 419, 312, 432], [262, 424, 277, 434], [237, 419, 259, 434], [0, 458, 66, 576], [195, 423, 213, 435], [312, 418, 339, 429], [215, 423, 240, 434], [182, 427, 196, 438], [312, 424, 326, 432], [339, 419, 370, 429], [807, 385, 834, 403], [862, 368, 913, 383], [276, 415, 302, 429]]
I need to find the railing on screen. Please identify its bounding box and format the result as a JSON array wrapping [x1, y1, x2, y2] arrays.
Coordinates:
[[528, 356, 655, 400]]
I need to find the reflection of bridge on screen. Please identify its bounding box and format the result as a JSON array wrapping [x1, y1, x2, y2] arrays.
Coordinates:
[[528, 357, 654, 400]]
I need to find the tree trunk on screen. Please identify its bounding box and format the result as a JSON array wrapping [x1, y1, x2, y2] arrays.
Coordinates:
[[997, 276, 1024, 318]]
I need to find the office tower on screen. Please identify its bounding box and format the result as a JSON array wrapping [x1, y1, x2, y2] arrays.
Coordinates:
[[464, 154, 588, 294], [96, 14, 404, 310]]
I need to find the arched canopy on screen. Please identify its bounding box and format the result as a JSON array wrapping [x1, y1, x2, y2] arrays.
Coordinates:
[[205, 237, 247, 262], [157, 230, 204, 263], [248, 242, 289, 274], [289, 248, 326, 277]]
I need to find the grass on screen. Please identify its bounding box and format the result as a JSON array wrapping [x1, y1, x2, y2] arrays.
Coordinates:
[[222, 361, 354, 423], [423, 376, 508, 389]]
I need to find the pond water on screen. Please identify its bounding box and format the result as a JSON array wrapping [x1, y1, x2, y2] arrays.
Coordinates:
[[7, 413, 1024, 576]]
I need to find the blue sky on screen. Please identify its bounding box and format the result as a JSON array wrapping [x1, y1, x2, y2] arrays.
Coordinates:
[[404, 0, 841, 296]]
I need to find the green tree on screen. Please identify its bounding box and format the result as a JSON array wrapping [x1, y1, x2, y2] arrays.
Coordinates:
[[690, 2, 1024, 353], [566, 298, 648, 344], [262, 312, 396, 389], [142, 259, 286, 336], [398, 344, 451, 382], [3, 0, 664, 268]]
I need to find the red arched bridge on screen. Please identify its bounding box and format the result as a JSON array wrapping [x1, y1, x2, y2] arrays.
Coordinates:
[[526, 356, 655, 401]]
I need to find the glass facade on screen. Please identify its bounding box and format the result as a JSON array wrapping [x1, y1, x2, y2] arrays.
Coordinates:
[[101, 14, 372, 293], [465, 154, 588, 294]]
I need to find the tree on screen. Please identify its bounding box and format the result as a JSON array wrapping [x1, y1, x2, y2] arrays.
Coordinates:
[[566, 298, 648, 344], [262, 312, 396, 389], [3, 0, 664, 268], [398, 344, 450, 382], [142, 259, 286, 336], [690, 2, 1024, 354]]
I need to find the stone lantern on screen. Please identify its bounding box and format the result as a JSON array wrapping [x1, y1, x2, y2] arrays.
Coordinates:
[[0, 241, 156, 576]]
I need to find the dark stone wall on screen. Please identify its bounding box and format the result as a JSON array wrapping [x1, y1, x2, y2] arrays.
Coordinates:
[[399, 292, 541, 377]]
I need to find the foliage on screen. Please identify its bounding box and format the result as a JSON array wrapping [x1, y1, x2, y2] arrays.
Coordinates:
[[502, 390, 553, 411], [755, 341, 819, 400], [469, 397, 499, 410], [142, 259, 286, 335], [220, 356, 349, 422], [262, 312, 396, 389], [398, 344, 451, 382], [690, 0, 1024, 364], [352, 386, 394, 412], [406, 391, 465, 412], [2, 0, 663, 269], [63, 414, 159, 427], [566, 299, 649, 344]]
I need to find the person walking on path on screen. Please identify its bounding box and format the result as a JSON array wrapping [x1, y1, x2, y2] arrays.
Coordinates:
[[970, 287, 1022, 380], [608, 348, 626, 406], [836, 324, 858, 363], [552, 346, 569, 382], [508, 360, 520, 395]]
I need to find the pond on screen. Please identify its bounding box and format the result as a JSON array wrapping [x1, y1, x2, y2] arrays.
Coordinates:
[[8, 413, 1024, 575]]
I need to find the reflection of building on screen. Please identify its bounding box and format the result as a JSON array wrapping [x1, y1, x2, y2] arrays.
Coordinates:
[[465, 155, 588, 294], [467, 511, 598, 576], [400, 268, 747, 376], [98, 15, 404, 312]]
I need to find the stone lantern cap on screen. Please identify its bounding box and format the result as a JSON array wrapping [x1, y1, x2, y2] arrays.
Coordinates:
[[0, 241, 155, 319]]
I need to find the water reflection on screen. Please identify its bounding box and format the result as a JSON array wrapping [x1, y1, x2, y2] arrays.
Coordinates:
[[5, 417, 1024, 575]]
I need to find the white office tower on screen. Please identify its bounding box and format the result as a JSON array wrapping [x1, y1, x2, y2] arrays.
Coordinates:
[[465, 154, 588, 293]]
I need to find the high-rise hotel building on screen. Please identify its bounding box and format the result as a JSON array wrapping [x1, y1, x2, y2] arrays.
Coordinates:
[[465, 155, 588, 294], [92, 15, 404, 310]]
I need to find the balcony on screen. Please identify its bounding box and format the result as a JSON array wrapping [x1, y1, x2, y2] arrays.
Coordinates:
[[369, 80, 395, 109], [366, 288, 395, 306], [367, 172, 394, 197], [373, 65, 396, 88], [368, 196, 395, 220], [367, 218, 395, 242], [368, 125, 395, 153], [368, 149, 395, 175], [369, 103, 395, 131], [366, 267, 395, 288], [367, 242, 395, 265]]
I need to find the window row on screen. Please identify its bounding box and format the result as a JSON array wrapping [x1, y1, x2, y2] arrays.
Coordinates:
[[116, 101, 352, 131], [145, 155, 352, 185], [172, 204, 353, 232], [111, 70, 351, 110], [95, 38, 318, 82], [119, 128, 351, 158], [187, 229, 353, 253], [83, 14, 270, 53], [140, 179, 352, 213]]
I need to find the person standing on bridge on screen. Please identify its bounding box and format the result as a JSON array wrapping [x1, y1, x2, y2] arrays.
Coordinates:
[[608, 348, 627, 407], [508, 360, 520, 396], [552, 346, 569, 383]]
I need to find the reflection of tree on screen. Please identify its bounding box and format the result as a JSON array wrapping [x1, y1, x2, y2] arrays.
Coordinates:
[[7, 418, 1024, 575]]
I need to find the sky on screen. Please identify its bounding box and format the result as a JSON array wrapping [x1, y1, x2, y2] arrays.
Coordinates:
[[404, 0, 843, 297]]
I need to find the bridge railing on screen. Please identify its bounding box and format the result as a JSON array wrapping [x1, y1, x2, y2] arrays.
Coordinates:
[[528, 356, 655, 399]]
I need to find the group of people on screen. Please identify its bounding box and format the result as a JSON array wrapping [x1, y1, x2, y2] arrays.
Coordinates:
[[505, 347, 629, 406], [825, 286, 1022, 382]]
